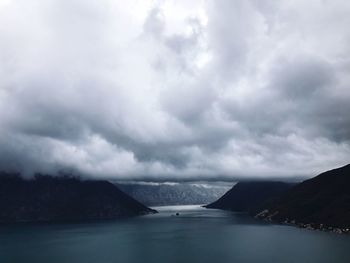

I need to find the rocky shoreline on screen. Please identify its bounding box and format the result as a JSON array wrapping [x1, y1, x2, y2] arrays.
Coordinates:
[[255, 209, 350, 235]]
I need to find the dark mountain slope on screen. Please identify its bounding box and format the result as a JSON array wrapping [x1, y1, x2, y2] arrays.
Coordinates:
[[205, 181, 295, 213], [0, 173, 156, 223], [255, 164, 350, 228]]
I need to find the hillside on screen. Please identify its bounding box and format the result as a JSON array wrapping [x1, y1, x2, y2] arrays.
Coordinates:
[[117, 182, 230, 206], [205, 181, 295, 213], [255, 164, 350, 229], [0, 173, 156, 223]]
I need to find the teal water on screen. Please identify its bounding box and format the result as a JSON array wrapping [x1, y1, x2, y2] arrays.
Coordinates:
[[0, 205, 349, 263]]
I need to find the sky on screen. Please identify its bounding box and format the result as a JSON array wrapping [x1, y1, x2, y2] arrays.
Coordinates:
[[0, 0, 349, 181]]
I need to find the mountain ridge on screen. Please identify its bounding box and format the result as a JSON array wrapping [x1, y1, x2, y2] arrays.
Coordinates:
[[255, 163, 350, 230], [0, 173, 156, 223], [117, 182, 230, 206], [205, 181, 295, 213]]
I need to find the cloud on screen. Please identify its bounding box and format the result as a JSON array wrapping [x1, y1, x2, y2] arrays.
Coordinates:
[[0, 0, 349, 181]]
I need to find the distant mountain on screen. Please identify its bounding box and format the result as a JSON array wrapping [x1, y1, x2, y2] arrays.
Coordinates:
[[205, 181, 295, 213], [117, 182, 230, 206], [0, 173, 156, 223], [255, 164, 350, 229]]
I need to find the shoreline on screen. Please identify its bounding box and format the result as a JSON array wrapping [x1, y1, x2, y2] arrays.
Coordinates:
[[255, 210, 350, 235]]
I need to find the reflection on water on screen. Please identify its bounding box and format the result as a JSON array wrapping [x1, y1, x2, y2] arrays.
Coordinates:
[[0, 205, 350, 263]]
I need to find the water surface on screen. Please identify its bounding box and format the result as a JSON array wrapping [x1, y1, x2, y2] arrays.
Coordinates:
[[0, 205, 349, 263]]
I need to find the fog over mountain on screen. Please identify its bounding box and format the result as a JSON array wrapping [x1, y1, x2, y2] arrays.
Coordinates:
[[117, 182, 230, 206], [0, 0, 349, 181]]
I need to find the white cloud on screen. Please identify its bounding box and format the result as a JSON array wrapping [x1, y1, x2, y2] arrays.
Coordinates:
[[0, 0, 349, 181]]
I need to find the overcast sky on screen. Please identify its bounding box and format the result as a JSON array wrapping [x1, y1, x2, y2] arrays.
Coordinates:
[[0, 0, 349, 181]]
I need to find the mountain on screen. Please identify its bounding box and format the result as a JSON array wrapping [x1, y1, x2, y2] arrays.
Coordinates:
[[255, 164, 350, 229], [117, 182, 230, 206], [0, 173, 156, 223], [205, 181, 295, 213]]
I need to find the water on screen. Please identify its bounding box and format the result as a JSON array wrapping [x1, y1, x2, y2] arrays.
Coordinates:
[[0, 205, 349, 263]]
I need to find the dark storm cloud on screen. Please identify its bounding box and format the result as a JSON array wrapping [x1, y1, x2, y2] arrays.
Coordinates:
[[0, 0, 349, 181]]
